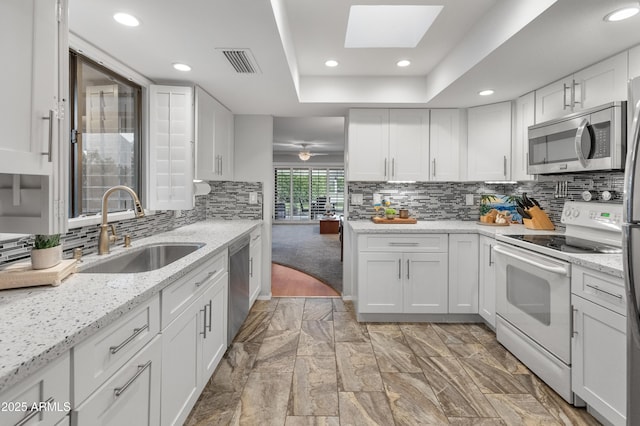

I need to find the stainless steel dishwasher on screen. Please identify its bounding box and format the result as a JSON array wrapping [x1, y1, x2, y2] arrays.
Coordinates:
[[228, 236, 250, 343]]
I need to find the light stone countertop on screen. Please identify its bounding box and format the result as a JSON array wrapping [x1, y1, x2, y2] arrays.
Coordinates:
[[0, 220, 261, 394], [348, 219, 624, 279]]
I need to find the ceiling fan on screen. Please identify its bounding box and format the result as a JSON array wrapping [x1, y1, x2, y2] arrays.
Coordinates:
[[274, 142, 329, 161]]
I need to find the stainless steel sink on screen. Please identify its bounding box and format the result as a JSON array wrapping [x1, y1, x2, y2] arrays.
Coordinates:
[[80, 243, 205, 274]]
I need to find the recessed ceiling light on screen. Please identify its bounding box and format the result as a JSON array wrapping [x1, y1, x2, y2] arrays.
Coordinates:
[[325, 60, 339, 67], [396, 60, 411, 67], [604, 6, 640, 21], [113, 13, 139, 27], [173, 63, 191, 72], [479, 89, 494, 96], [345, 5, 443, 48]]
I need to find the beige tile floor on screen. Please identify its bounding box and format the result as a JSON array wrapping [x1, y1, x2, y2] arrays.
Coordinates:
[[185, 298, 601, 426]]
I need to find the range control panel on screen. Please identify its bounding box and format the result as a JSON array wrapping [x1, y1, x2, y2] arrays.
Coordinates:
[[561, 201, 623, 231]]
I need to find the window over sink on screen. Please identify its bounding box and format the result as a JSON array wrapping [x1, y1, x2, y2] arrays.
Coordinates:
[[68, 51, 142, 218]]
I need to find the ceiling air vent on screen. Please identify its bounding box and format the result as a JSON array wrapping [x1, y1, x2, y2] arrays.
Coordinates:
[[218, 48, 261, 74]]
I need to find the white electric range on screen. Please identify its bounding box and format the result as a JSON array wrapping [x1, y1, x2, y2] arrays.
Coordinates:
[[493, 201, 623, 403]]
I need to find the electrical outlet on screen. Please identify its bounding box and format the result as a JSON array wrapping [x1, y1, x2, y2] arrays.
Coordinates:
[[175, 210, 183, 218], [249, 192, 258, 204], [351, 193, 363, 205], [465, 194, 475, 206]]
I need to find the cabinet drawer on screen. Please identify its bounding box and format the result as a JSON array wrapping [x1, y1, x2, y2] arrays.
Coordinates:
[[0, 352, 70, 426], [73, 336, 161, 426], [161, 251, 227, 329], [572, 266, 626, 316], [74, 295, 160, 405], [359, 234, 448, 252]]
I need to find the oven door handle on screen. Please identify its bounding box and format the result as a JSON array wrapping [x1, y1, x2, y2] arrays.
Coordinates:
[[493, 245, 569, 276]]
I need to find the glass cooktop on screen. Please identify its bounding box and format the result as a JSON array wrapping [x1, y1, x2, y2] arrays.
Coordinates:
[[505, 234, 622, 254]]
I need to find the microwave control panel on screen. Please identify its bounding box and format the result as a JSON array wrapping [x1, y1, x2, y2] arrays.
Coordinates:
[[591, 122, 611, 159]]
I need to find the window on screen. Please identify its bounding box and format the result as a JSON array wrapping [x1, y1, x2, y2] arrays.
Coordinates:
[[69, 51, 142, 217], [274, 167, 344, 221]]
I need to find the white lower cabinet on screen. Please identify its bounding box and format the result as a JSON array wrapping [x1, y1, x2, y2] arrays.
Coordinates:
[[0, 351, 70, 426], [356, 233, 449, 314], [478, 235, 497, 327], [448, 234, 479, 314], [73, 336, 161, 426], [160, 253, 228, 426], [571, 266, 626, 426]]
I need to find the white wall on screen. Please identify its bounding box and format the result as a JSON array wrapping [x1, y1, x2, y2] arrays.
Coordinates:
[[234, 115, 274, 298]]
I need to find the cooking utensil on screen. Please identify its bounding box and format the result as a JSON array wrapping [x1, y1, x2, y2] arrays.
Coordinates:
[[515, 199, 526, 210], [517, 206, 532, 219]]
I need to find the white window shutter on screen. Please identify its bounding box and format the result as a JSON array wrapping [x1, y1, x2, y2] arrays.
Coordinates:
[[148, 85, 194, 210]]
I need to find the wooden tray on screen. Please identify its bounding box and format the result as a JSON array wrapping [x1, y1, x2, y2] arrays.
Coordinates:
[[476, 221, 510, 227], [0, 259, 77, 290], [372, 216, 418, 224]]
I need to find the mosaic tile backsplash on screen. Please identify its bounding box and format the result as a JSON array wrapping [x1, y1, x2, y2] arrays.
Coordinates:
[[0, 181, 263, 267], [347, 172, 625, 230]]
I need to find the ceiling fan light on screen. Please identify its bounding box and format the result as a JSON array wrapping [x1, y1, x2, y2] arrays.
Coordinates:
[[298, 152, 312, 161]]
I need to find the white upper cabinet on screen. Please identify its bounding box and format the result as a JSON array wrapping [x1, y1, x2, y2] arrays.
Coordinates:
[[512, 92, 535, 181], [195, 86, 234, 181], [148, 85, 194, 211], [535, 52, 628, 123], [430, 109, 463, 181], [535, 76, 574, 124], [347, 109, 390, 181], [348, 109, 431, 181], [388, 109, 430, 181], [467, 101, 512, 181], [0, 0, 68, 234]]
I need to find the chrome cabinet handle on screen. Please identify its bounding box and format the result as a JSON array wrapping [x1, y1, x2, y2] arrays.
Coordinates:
[[432, 159, 436, 177], [398, 259, 401, 280], [488, 244, 493, 266], [14, 397, 54, 426], [219, 156, 223, 176], [571, 306, 578, 337], [110, 325, 149, 354], [195, 270, 217, 287], [207, 300, 212, 333], [41, 110, 54, 162], [384, 158, 388, 178], [114, 361, 152, 397], [389, 242, 419, 246], [392, 158, 395, 177], [406, 259, 410, 279], [200, 304, 208, 338], [573, 80, 581, 106], [250, 257, 253, 277], [585, 283, 623, 300], [503, 156, 507, 177], [563, 83, 571, 109]]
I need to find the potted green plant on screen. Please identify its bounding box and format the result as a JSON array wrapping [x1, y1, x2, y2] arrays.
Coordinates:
[[385, 207, 397, 219], [31, 234, 62, 270]]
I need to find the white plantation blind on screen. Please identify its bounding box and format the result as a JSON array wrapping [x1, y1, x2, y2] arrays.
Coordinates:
[[148, 85, 194, 210]]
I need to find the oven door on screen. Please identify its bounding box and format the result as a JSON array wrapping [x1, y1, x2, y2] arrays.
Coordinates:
[[494, 244, 571, 364]]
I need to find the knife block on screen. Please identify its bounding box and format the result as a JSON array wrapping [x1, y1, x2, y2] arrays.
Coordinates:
[[523, 206, 555, 230]]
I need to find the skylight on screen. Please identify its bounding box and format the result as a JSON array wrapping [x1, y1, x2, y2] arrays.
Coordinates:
[[345, 5, 443, 48]]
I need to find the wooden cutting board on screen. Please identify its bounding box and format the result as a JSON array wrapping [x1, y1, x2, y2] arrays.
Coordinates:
[[371, 216, 418, 224], [0, 259, 77, 290]]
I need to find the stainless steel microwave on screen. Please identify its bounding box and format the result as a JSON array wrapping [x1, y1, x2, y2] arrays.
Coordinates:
[[527, 101, 626, 174]]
